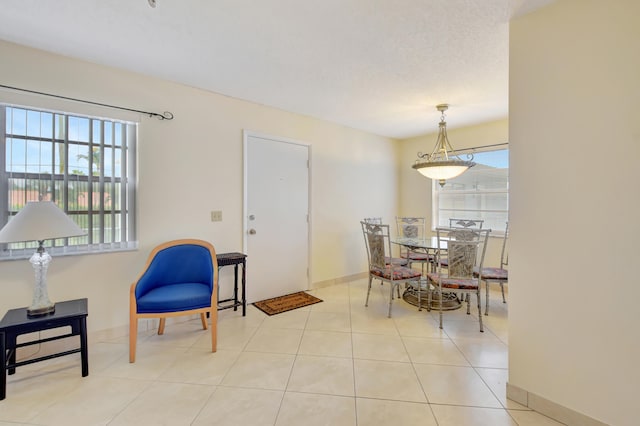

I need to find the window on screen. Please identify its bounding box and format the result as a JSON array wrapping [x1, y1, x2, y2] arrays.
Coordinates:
[[0, 105, 137, 259], [432, 148, 508, 234]]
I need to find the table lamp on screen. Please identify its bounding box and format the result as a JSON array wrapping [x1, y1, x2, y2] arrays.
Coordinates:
[[0, 201, 86, 317]]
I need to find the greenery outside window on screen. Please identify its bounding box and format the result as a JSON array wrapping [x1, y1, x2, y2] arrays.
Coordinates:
[[0, 104, 137, 259], [432, 148, 508, 234]]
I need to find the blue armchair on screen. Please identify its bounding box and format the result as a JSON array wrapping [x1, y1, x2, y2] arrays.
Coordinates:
[[129, 239, 218, 363]]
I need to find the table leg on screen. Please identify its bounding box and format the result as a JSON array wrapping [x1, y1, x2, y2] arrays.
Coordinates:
[[233, 264, 239, 312], [79, 318, 89, 377], [241, 259, 246, 316], [1, 331, 6, 400], [6, 334, 16, 375]]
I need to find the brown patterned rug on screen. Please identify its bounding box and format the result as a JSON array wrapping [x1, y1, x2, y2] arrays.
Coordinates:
[[253, 291, 322, 316]]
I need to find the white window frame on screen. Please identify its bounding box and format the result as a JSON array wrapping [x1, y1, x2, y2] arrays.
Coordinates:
[[432, 147, 509, 236], [0, 103, 138, 260]]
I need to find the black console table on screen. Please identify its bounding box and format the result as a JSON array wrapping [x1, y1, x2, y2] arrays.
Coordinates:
[[0, 298, 88, 400], [216, 252, 247, 316]]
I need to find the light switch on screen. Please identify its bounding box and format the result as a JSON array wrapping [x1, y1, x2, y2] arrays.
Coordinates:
[[210, 210, 222, 222]]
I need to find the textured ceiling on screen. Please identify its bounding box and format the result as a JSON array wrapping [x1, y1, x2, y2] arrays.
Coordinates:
[[0, 0, 555, 139]]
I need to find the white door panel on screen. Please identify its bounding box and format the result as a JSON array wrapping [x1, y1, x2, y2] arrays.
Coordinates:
[[244, 132, 310, 303]]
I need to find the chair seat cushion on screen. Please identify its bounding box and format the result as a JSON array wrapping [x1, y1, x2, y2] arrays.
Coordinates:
[[385, 256, 409, 266], [473, 267, 508, 280], [137, 283, 212, 313], [371, 266, 422, 280], [427, 273, 479, 290]]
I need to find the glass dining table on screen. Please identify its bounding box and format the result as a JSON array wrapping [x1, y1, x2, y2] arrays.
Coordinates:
[[391, 237, 462, 311]]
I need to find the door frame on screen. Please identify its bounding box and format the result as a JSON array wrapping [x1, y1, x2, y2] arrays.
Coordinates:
[[242, 129, 313, 288]]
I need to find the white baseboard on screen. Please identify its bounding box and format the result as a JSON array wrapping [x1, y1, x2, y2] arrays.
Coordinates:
[[506, 382, 608, 426]]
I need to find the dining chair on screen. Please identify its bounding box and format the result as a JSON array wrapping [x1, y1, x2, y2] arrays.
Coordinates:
[[427, 227, 490, 332], [361, 221, 422, 317], [361, 219, 408, 267], [439, 218, 484, 270], [474, 221, 508, 315], [448, 218, 485, 230], [129, 239, 218, 363], [395, 217, 434, 309]]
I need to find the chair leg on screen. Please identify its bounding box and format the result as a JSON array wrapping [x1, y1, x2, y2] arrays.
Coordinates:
[[485, 280, 490, 316], [200, 313, 208, 330], [365, 276, 373, 307], [466, 293, 471, 315], [158, 318, 166, 335], [129, 316, 138, 363], [388, 283, 394, 318], [477, 291, 484, 332], [501, 282, 506, 303], [438, 285, 444, 329], [209, 308, 218, 353]]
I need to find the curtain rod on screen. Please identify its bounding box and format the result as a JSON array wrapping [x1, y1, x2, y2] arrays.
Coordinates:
[[0, 84, 174, 120], [450, 142, 508, 154]]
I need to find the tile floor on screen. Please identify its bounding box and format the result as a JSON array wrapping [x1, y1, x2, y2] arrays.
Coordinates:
[[0, 278, 564, 425]]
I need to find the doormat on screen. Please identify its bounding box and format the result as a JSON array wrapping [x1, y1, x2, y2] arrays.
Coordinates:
[[253, 291, 322, 316]]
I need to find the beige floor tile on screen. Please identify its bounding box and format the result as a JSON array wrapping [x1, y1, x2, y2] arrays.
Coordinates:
[[158, 348, 241, 385], [203, 323, 258, 351], [475, 367, 529, 410], [452, 338, 508, 368], [108, 381, 215, 425], [352, 332, 410, 362], [28, 375, 150, 426], [142, 318, 212, 348], [431, 405, 517, 426], [1, 371, 83, 423], [350, 310, 399, 335], [393, 314, 448, 338], [0, 280, 557, 426], [192, 387, 283, 426], [414, 364, 502, 407], [275, 392, 356, 426], [218, 305, 266, 328], [508, 409, 566, 425], [354, 359, 426, 402], [98, 344, 186, 380], [244, 327, 303, 354], [298, 330, 353, 358], [403, 336, 470, 366], [259, 309, 310, 329], [356, 398, 438, 426], [221, 351, 295, 390], [305, 311, 351, 332], [308, 299, 351, 313], [287, 355, 355, 396]]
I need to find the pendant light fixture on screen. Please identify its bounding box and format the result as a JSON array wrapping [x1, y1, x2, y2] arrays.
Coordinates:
[[412, 104, 475, 187]]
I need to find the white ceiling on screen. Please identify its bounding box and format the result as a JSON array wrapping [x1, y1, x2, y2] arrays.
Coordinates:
[[0, 0, 555, 139]]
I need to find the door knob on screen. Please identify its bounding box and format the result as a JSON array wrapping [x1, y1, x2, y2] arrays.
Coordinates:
[[249, 229, 257, 235]]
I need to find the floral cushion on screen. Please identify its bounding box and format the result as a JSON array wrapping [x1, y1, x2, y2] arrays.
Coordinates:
[[473, 267, 508, 280], [371, 266, 422, 280], [426, 273, 479, 290]]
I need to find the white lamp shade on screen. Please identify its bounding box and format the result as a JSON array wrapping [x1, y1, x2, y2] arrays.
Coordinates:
[[0, 201, 85, 243], [416, 164, 470, 180]]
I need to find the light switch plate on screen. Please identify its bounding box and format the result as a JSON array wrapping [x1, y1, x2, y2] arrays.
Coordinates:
[[211, 210, 222, 222]]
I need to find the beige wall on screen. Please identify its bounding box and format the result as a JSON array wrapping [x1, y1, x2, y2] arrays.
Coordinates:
[[0, 40, 399, 334], [509, 0, 639, 424]]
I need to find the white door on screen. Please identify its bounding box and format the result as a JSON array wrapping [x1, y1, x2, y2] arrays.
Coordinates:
[[244, 131, 310, 303]]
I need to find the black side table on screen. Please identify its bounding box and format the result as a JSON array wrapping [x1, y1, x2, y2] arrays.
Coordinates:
[[216, 252, 247, 316], [0, 298, 89, 400]]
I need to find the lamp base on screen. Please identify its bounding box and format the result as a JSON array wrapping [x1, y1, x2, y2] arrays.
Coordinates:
[[27, 303, 55, 317]]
